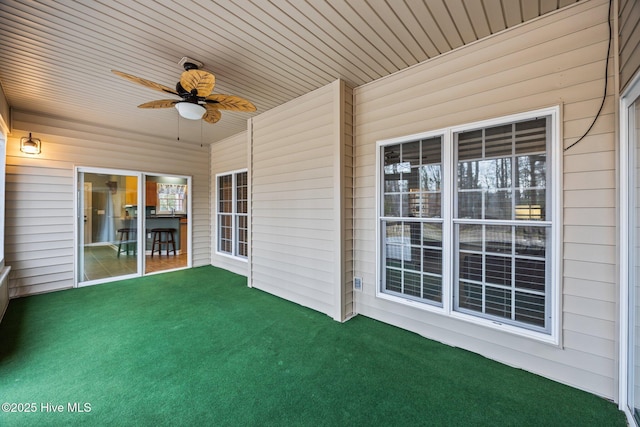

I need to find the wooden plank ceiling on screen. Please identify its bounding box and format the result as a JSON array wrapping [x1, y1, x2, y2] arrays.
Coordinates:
[[0, 0, 580, 145]]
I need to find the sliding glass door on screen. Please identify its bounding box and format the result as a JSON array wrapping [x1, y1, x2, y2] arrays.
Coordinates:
[[77, 168, 141, 285], [77, 168, 191, 286]]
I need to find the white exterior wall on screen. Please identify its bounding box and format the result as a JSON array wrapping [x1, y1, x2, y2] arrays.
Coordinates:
[[250, 80, 352, 320], [353, 0, 617, 399], [211, 131, 249, 276], [620, 0, 640, 91], [6, 111, 211, 297]]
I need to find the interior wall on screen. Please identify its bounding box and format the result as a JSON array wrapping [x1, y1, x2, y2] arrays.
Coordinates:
[[6, 111, 211, 297], [210, 130, 249, 276], [353, 0, 617, 399]]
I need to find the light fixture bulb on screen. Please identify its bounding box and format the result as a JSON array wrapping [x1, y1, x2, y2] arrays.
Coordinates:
[[175, 102, 206, 120]]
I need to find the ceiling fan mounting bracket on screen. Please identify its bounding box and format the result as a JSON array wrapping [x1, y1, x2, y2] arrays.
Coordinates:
[[178, 56, 203, 71]]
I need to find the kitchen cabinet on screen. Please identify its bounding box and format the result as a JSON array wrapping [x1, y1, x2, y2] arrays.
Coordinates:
[[145, 181, 157, 207], [125, 176, 137, 205]]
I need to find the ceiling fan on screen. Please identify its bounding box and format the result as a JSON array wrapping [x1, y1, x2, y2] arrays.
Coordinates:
[[111, 58, 256, 124]]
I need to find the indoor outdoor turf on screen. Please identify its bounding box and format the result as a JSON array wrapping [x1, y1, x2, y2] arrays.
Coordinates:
[[0, 266, 627, 426]]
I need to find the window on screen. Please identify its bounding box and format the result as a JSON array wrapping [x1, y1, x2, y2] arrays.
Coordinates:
[[157, 183, 187, 213], [379, 108, 558, 339], [217, 170, 248, 259]]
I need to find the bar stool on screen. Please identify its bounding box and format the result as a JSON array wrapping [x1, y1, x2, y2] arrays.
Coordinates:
[[117, 228, 137, 257], [150, 228, 177, 257]]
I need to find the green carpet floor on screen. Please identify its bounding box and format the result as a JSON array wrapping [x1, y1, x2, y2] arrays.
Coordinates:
[[0, 266, 627, 426]]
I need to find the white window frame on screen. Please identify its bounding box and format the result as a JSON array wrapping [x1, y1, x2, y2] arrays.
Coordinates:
[[216, 169, 248, 260], [376, 107, 561, 345]]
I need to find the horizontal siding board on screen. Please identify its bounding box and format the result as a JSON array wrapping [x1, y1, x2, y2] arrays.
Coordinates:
[[564, 277, 616, 303], [563, 225, 615, 245], [563, 207, 615, 226], [564, 259, 615, 284], [564, 189, 614, 207], [564, 242, 615, 264], [564, 295, 616, 323], [564, 312, 615, 340]]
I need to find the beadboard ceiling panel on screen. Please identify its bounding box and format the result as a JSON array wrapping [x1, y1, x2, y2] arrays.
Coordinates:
[[0, 0, 580, 145]]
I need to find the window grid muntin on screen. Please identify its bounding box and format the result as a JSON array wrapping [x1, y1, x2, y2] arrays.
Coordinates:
[[381, 136, 444, 306], [217, 171, 248, 259], [454, 116, 551, 333]]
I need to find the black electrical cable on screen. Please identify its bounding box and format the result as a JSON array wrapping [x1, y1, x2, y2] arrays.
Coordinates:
[[564, 0, 612, 152]]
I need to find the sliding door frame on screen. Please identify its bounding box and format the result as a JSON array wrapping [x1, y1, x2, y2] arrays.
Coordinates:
[[74, 166, 143, 287]]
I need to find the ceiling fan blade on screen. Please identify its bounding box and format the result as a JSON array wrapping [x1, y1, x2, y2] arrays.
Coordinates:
[[205, 94, 256, 112], [180, 69, 215, 97], [112, 70, 178, 95], [203, 104, 222, 124], [137, 99, 178, 109]]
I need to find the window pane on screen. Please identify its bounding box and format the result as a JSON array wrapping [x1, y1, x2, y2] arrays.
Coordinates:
[[515, 226, 546, 256], [384, 194, 403, 217], [385, 221, 406, 268], [486, 225, 512, 253], [236, 215, 248, 257], [515, 292, 545, 327], [515, 190, 545, 221], [485, 189, 512, 220], [236, 172, 248, 214], [516, 155, 546, 189], [515, 118, 547, 154], [459, 224, 482, 251], [423, 275, 442, 302], [458, 129, 483, 160], [485, 124, 513, 157], [385, 268, 402, 293], [422, 223, 442, 247], [384, 174, 407, 192], [422, 136, 442, 164], [420, 164, 441, 191], [218, 214, 232, 254], [404, 271, 421, 297], [458, 281, 482, 311], [423, 248, 442, 275], [402, 141, 420, 166], [459, 253, 482, 282], [485, 255, 511, 286], [485, 286, 512, 319], [384, 145, 400, 167], [515, 258, 545, 292], [218, 175, 232, 213], [457, 191, 482, 219]]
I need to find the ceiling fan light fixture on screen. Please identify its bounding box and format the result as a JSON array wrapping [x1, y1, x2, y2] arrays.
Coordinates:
[[175, 102, 206, 120]]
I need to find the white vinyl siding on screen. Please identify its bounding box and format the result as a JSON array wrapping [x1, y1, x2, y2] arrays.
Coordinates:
[[250, 80, 352, 320], [354, 0, 616, 399], [620, 0, 640, 91], [211, 131, 249, 276], [6, 111, 211, 297]]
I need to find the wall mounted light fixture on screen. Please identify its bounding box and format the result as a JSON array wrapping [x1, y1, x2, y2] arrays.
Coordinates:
[[20, 133, 41, 155]]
